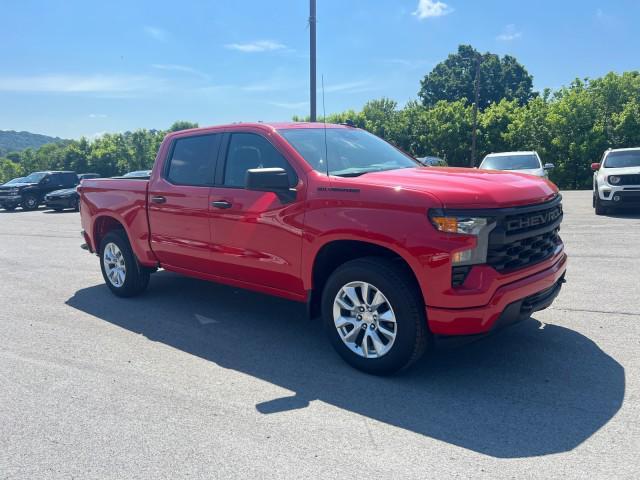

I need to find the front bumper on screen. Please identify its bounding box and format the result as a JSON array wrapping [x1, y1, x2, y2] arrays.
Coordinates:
[[427, 253, 567, 335], [0, 195, 22, 207], [598, 188, 640, 207]]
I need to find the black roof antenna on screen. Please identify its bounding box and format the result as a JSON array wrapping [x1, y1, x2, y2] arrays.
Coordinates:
[[322, 74, 329, 177]]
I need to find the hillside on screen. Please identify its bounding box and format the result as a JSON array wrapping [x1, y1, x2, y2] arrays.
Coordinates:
[[0, 130, 65, 156]]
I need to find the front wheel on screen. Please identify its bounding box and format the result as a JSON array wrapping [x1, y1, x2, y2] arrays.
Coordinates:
[[321, 257, 430, 375], [99, 230, 150, 297], [21, 195, 39, 210], [594, 194, 607, 216]]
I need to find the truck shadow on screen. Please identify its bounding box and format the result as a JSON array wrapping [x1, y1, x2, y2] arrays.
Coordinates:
[[66, 271, 624, 459]]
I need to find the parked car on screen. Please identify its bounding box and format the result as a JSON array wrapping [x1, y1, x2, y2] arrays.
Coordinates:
[[79, 122, 566, 375], [123, 170, 152, 178], [417, 156, 448, 167], [2, 177, 25, 186], [44, 187, 80, 211], [479, 151, 554, 178], [592, 147, 640, 215], [0, 171, 78, 211], [78, 173, 101, 180]]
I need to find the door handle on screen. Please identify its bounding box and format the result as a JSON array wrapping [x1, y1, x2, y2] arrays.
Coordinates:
[[211, 200, 232, 209], [151, 195, 167, 204]]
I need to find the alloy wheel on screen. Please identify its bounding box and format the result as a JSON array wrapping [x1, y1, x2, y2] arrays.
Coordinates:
[[332, 281, 397, 359]]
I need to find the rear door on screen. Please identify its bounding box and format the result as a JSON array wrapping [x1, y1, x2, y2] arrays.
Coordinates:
[[207, 131, 306, 298], [148, 133, 222, 273]]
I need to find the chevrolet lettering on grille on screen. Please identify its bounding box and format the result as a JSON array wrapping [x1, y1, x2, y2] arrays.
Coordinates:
[[506, 208, 562, 232]]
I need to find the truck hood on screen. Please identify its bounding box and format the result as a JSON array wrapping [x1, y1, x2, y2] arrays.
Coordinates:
[[354, 167, 558, 208], [0, 182, 37, 190], [603, 166, 640, 176]]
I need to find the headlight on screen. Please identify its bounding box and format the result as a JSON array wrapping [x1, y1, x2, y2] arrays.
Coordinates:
[[429, 213, 496, 266], [430, 216, 488, 235], [608, 175, 621, 185]]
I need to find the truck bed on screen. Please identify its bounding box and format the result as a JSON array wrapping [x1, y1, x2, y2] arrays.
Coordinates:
[[79, 178, 154, 265]]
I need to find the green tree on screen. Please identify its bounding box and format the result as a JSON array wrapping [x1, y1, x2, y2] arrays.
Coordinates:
[[418, 45, 534, 109], [168, 121, 199, 132]]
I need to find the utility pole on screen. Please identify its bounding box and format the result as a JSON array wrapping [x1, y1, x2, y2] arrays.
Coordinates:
[[470, 55, 481, 167], [309, 0, 317, 122]]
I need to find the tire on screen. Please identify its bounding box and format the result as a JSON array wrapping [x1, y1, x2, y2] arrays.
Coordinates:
[[99, 230, 150, 297], [72, 198, 80, 211], [595, 194, 607, 216], [321, 257, 430, 375], [21, 194, 39, 211]]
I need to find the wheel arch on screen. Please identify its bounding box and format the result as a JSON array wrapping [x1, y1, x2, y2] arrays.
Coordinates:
[[307, 239, 424, 319]]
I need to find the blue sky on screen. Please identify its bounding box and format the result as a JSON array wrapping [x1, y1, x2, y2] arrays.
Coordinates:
[[1, 0, 638, 139]]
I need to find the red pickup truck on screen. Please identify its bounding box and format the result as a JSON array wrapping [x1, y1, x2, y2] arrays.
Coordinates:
[[79, 122, 566, 374]]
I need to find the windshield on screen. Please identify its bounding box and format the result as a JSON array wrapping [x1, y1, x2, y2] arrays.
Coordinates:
[[21, 172, 47, 183], [604, 151, 640, 168], [480, 154, 540, 170], [279, 128, 419, 177], [5, 177, 25, 185]]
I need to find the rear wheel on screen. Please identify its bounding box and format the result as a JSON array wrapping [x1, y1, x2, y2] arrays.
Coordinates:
[[99, 230, 150, 297], [321, 257, 429, 375], [21, 194, 39, 211], [72, 198, 79, 211]]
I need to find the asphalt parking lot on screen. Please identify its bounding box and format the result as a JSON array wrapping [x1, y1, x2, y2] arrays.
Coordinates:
[[1, 190, 639, 479]]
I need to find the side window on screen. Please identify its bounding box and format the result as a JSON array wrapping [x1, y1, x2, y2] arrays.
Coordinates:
[[42, 174, 55, 185], [63, 173, 78, 186], [223, 133, 296, 188], [167, 134, 221, 186]]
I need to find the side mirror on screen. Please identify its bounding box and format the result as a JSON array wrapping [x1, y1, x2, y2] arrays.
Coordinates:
[[543, 163, 555, 170], [591, 162, 601, 171], [245, 167, 295, 201]]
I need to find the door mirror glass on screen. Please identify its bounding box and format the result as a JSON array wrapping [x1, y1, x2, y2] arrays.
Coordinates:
[[591, 162, 601, 171], [543, 163, 555, 170]]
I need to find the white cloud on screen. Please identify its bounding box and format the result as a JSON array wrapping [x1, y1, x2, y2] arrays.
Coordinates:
[[412, 0, 453, 20], [88, 113, 108, 118], [225, 40, 286, 53], [143, 26, 169, 42], [151, 64, 209, 79], [497, 24, 522, 41], [0, 74, 165, 93]]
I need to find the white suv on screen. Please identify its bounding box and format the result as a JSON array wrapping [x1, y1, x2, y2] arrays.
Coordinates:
[[479, 151, 554, 178], [592, 148, 640, 215]]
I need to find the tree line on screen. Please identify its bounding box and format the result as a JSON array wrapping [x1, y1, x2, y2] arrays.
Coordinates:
[[2, 45, 640, 189]]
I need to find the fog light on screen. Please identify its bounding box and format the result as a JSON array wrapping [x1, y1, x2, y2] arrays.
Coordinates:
[[613, 195, 621, 202], [452, 249, 473, 265]]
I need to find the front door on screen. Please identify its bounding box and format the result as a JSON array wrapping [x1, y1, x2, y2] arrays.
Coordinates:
[[148, 133, 222, 273], [207, 131, 306, 298]]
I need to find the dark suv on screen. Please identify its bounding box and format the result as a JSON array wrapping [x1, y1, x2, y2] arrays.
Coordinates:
[[0, 171, 78, 211]]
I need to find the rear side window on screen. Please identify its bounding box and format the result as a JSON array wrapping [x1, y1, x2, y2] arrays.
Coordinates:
[[167, 134, 221, 186], [62, 173, 78, 186], [223, 133, 296, 188]]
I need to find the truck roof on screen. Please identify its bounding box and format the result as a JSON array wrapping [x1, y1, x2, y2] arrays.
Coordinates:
[[166, 122, 353, 138]]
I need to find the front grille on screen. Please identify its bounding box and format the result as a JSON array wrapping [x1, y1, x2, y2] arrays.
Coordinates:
[[487, 228, 562, 272], [486, 196, 564, 273], [618, 174, 640, 186]]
